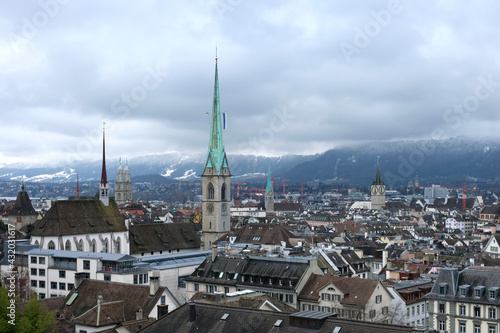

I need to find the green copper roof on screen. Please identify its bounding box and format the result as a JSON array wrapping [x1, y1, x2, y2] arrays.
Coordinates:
[[266, 164, 273, 193], [207, 58, 226, 174], [372, 157, 385, 186]]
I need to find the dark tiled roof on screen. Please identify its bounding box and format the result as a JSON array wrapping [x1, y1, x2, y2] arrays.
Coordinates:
[[74, 300, 125, 326], [185, 256, 248, 286], [138, 302, 414, 333], [30, 199, 127, 236], [59, 279, 164, 324], [8, 189, 36, 216], [274, 202, 303, 212], [129, 222, 200, 254], [216, 223, 296, 246]]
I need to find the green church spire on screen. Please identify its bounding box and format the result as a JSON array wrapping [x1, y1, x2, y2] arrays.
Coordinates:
[[207, 56, 226, 174], [266, 164, 273, 193]]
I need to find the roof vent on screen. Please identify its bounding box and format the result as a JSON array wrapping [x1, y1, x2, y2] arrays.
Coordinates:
[[221, 313, 229, 320], [333, 327, 342, 333]]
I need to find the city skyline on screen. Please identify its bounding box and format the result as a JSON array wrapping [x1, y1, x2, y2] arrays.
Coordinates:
[[1, 1, 500, 166]]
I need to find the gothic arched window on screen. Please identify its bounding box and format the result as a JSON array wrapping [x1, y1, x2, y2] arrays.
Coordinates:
[[208, 183, 215, 200], [78, 239, 84, 251], [48, 241, 55, 250], [103, 239, 109, 253], [65, 240, 71, 251], [221, 183, 227, 201], [91, 239, 96, 252], [116, 237, 121, 253]]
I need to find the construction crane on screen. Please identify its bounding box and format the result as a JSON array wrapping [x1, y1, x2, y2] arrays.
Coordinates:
[[232, 182, 247, 197], [281, 179, 290, 195]]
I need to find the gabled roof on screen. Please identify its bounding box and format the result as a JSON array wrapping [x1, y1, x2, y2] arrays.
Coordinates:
[[129, 222, 200, 254], [74, 300, 125, 327], [216, 223, 295, 246], [29, 199, 126, 236], [59, 279, 164, 324], [299, 274, 385, 306]]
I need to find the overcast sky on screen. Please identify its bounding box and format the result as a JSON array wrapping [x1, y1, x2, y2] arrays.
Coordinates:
[[2, 0, 500, 166]]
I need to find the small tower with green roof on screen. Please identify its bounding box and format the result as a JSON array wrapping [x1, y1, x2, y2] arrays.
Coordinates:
[[201, 55, 231, 249]]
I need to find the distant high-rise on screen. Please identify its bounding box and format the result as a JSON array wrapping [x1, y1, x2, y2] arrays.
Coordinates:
[[370, 157, 385, 210], [265, 165, 274, 213], [115, 159, 132, 205], [201, 55, 231, 249]]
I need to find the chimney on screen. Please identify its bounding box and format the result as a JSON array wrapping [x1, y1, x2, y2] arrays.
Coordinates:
[[382, 250, 388, 268], [150, 271, 160, 296], [97, 295, 103, 305], [212, 244, 218, 262], [74, 272, 87, 289], [189, 303, 196, 323]]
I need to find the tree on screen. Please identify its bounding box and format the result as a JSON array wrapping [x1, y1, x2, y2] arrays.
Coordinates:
[[0, 288, 56, 333]]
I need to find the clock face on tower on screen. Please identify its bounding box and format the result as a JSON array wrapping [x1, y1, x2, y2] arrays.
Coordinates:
[[379, 186, 385, 194], [372, 187, 378, 195], [207, 203, 214, 213]]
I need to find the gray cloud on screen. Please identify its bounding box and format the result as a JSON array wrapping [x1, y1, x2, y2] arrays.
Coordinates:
[[1, 0, 500, 166]]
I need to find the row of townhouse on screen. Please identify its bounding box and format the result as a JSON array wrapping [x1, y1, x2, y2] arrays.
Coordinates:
[[184, 252, 395, 323], [427, 266, 500, 333]]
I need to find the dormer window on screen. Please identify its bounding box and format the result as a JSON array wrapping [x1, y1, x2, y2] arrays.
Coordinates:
[[488, 287, 499, 299], [459, 285, 470, 297], [474, 286, 485, 298], [439, 283, 448, 295]]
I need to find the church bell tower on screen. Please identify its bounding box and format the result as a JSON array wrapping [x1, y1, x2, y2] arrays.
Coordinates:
[[201, 55, 231, 249], [371, 157, 386, 210]]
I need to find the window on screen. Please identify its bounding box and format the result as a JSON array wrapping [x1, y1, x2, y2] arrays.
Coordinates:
[[407, 308, 410, 317], [39, 269, 45, 277], [375, 295, 382, 303], [475, 289, 482, 298], [439, 303, 445, 314], [133, 275, 138, 284], [474, 306, 481, 317], [490, 326, 496, 333], [333, 294, 340, 301], [221, 183, 227, 201], [31, 257, 37, 264], [322, 293, 331, 301], [382, 306, 388, 315], [103, 239, 109, 253], [459, 305, 466, 316], [116, 237, 121, 253], [48, 241, 55, 250], [83, 260, 90, 270], [322, 306, 331, 312], [59, 271, 66, 278], [439, 320, 446, 331], [31, 280, 37, 287], [490, 307, 496, 319], [90, 239, 96, 252], [51, 282, 57, 289], [39, 257, 45, 265], [475, 324, 481, 333], [369, 310, 376, 319], [31, 268, 37, 276], [439, 283, 447, 295], [59, 283, 66, 290], [459, 323, 466, 333], [208, 183, 214, 200], [68, 283, 74, 291], [412, 306, 415, 316], [417, 305, 420, 315], [65, 240, 71, 251], [161, 295, 166, 305], [489, 289, 497, 299], [194, 284, 199, 292], [78, 239, 84, 251], [224, 287, 229, 294], [285, 294, 294, 304], [39, 281, 45, 288], [39, 293, 45, 299], [104, 275, 111, 281]]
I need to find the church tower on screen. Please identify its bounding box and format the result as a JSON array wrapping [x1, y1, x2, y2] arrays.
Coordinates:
[[265, 165, 274, 213], [99, 124, 110, 206], [370, 157, 386, 210], [115, 159, 132, 205], [201, 55, 231, 249]]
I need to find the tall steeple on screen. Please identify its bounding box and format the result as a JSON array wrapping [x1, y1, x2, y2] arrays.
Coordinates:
[[99, 123, 109, 206], [76, 173, 80, 199], [201, 54, 231, 250], [371, 156, 386, 210], [265, 164, 275, 213]]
